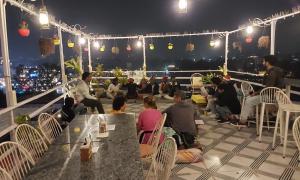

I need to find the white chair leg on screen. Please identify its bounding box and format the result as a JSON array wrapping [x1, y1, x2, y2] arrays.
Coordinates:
[[266, 107, 270, 131], [280, 110, 284, 145], [272, 110, 280, 149], [256, 105, 259, 136], [283, 111, 290, 158], [259, 103, 265, 143]]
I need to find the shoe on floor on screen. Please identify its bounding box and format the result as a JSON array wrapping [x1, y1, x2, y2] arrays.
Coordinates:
[[217, 118, 230, 124]]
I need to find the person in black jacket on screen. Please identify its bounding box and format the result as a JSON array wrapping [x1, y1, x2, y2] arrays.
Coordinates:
[[126, 78, 139, 100], [215, 83, 241, 124], [61, 97, 76, 123]]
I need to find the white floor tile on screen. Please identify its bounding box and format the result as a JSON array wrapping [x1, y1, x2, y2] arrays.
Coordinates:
[[273, 146, 297, 156], [214, 128, 232, 134], [259, 162, 286, 176], [217, 165, 245, 179], [239, 148, 263, 158], [233, 131, 252, 138], [229, 155, 255, 167], [249, 174, 278, 180], [205, 149, 227, 160], [205, 132, 224, 139], [215, 142, 236, 151], [199, 138, 214, 146], [292, 170, 300, 180], [266, 154, 292, 165], [225, 137, 245, 144], [247, 141, 270, 150], [177, 167, 202, 180]]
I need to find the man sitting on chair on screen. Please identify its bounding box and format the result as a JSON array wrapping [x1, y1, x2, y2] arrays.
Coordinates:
[[76, 72, 105, 114]]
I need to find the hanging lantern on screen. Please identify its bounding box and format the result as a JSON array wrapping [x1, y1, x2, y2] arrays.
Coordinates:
[[186, 43, 194, 52], [67, 40, 75, 48], [39, 38, 54, 56], [126, 44, 132, 51], [168, 43, 173, 50], [100, 45, 105, 52], [209, 40, 215, 47], [53, 35, 60, 45], [258, 36, 270, 48], [232, 42, 242, 52], [18, 20, 30, 37], [112, 46, 120, 54], [39, 6, 50, 29], [245, 36, 253, 44], [149, 43, 155, 50]]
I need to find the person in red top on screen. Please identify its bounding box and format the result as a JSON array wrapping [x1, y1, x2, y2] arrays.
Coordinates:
[[137, 96, 163, 144]]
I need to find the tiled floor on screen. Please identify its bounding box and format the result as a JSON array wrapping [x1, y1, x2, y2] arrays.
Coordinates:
[[102, 100, 300, 180]]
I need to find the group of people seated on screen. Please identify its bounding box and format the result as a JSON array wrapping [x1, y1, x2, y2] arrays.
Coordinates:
[[204, 55, 284, 126]]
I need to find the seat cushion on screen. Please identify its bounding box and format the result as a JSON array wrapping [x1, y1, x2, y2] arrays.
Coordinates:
[[176, 148, 203, 164], [140, 144, 154, 158]]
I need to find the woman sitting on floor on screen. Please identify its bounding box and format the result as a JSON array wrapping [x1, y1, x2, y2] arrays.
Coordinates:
[[137, 96, 163, 144]]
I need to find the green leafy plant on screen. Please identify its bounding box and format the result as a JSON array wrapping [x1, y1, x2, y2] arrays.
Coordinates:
[[65, 57, 82, 76], [91, 64, 105, 88], [16, 114, 30, 124], [112, 67, 123, 78], [104, 79, 111, 90], [202, 73, 217, 84]]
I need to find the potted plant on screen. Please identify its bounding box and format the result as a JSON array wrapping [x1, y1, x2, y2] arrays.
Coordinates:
[[65, 57, 83, 78], [16, 114, 30, 124], [202, 73, 217, 84], [18, 20, 30, 37], [39, 38, 55, 56]]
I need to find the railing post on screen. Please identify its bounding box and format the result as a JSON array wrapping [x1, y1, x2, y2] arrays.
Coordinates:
[[224, 31, 229, 75], [0, 0, 16, 139], [270, 20, 277, 55], [87, 38, 92, 72], [78, 35, 83, 73], [58, 26, 67, 84], [142, 36, 147, 77]]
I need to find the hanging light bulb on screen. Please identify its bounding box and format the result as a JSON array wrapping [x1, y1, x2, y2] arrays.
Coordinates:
[[246, 26, 254, 34], [79, 37, 86, 45], [214, 39, 221, 47], [100, 44, 105, 52], [178, 0, 188, 10], [136, 40, 142, 48], [39, 6, 49, 29], [93, 41, 100, 49], [168, 43, 174, 50]]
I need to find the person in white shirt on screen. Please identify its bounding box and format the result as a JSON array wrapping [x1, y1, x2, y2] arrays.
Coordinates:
[[107, 78, 121, 99], [76, 72, 105, 114]]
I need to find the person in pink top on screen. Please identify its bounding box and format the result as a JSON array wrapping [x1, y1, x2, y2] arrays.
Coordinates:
[[137, 96, 163, 144]]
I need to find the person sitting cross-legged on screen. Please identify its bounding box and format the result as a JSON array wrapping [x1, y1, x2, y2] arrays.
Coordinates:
[[162, 90, 199, 149], [215, 83, 241, 124], [107, 78, 121, 99], [76, 72, 105, 114]]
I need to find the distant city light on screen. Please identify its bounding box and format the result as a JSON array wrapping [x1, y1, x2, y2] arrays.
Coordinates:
[[93, 41, 100, 49], [178, 0, 188, 10], [246, 26, 254, 34], [79, 37, 86, 45], [136, 40, 142, 48]]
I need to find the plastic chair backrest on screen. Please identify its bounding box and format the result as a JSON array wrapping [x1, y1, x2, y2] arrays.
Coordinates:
[[146, 137, 177, 180], [260, 87, 282, 104], [16, 124, 48, 162], [293, 116, 300, 155], [241, 81, 254, 97], [0, 141, 35, 180], [38, 113, 62, 144]]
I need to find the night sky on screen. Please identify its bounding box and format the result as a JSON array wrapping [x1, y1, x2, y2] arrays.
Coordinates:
[[1, 0, 300, 72]]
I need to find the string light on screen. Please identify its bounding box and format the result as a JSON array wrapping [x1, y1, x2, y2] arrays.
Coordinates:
[[93, 41, 100, 49], [246, 26, 254, 34], [79, 37, 86, 45], [136, 40, 142, 48]]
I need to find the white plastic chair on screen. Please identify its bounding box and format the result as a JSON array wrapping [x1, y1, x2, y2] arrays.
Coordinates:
[[293, 116, 300, 161], [38, 113, 62, 144], [145, 137, 177, 180], [140, 113, 167, 160], [258, 87, 282, 142], [190, 73, 204, 95], [0, 141, 35, 180], [15, 124, 48, 162], [0, 167, 12, 180]]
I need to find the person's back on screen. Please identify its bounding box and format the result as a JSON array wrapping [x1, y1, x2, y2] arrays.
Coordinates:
[[164, 101, 197, 136], [217, 83, 241, 114], [264, 66, 284, 88], [127, 82, 138, 99], [62, 97, 75, 122]]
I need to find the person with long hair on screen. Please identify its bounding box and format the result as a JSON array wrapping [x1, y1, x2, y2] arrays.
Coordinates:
[[137, 96, 162, 144]]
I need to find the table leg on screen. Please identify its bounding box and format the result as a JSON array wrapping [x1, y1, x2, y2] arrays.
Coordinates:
[[259, 103, 265, 143], [256, 105, 259, 136], [283, 111, 290, 158], [286, 85, 291, 99]]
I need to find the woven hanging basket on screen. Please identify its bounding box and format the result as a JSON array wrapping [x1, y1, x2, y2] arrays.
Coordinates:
[[112, 47, 120, 54], [258, 36, 270, 48], [38, 38, 55, 56], [186, 43, 195, 52]]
